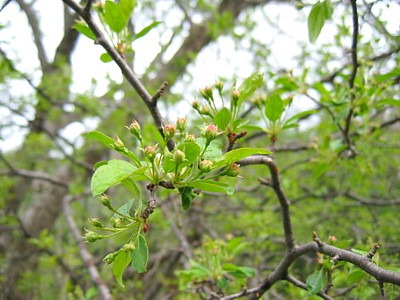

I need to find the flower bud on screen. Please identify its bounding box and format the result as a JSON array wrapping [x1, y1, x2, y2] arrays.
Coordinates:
[[127, 120, 142, 141], [176, 117, 187, 132], [100, 194, 111, 208], [113, 136, 125, 151], [144, 145, 157, 162], [199, 160, 213, 173], [111, 217, 122, 228], [226, 163, 240, 177], [163, 124, 176, 140], [328, 235, 337, 243], [121, 242, 136, 252], [173, 150, 186, 164], [83, 230, 103, 243], [200, 85, 213, 101], [231, 89, 240, 107], [88, 217, 104, 228], [103, 252, 118, 264], [202, 124, 219, 142], [215, 81, 224, 92], [200, 105, 211, 116], [192, 100, 200, 110], [184, 134, 196, 143]]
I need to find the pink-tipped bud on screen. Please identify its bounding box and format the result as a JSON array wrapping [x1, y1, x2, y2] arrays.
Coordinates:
[[226, 163, 240, 177], [184, 134, 196, 143], [199, 160, 213, 173], [192, 100, 200, 110], [202, 124, 219, 142], [215, 81, 224, 92], [173, 149, 185, 164], [200, 105, 212, 116], [176, 117, 187, 132], [200, 85, 213, 100], [163, 124, 176, 140], [231, 89, 240, 106], [144, 145, 157, 162]]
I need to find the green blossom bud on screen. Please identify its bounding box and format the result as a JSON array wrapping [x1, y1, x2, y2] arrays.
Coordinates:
[[113, 136, 125, 151], [88, 217, 104, 228], [184, 134, 196, 143], [100, 194, 111, 208], [103, 252, 118, 264], [144, 145, 157, 162], [163, 124, 176, 140], [121, 242, 136, 252], [200, 105, 212, 116], [200, 85, 213, 101], [111, 217, 122, 228], [176, 117, 187, 132], [173, 150, 186, 164], [127, 120, 142, 141], [83, 230, 103, 243], [215, 81, 224, 92], [192, 100, 200, 110], [199, 160, 213, 173], [231, 89, 240, 107], [226, 163, 240, 177], [202, 124, 219, 142]]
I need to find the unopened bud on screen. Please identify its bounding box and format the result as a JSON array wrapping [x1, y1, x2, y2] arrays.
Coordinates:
[[173, 150, 185, 164], [184, 134, 196, 143], [231, 89, 240, 107], [103, 252, 118, 264], [83, 230, 103, 243], [111, 217, 122, 228], [121, 242, 136, 252], [163, 124, 176, 140], [113, 136, 125, 151], [192, 100, 200, 110], [226, 163, 240, 177], [202, 124, 219, 142], [100, 194, 111, 208], [200, 105, 212, 116], [215, 81, 224, 92], [144, 145, 157, 162], [200, 85, 213, 101], [88, 217, 104, 228], [127, 120, 142, 141], [328, 235, 337, 243], [176, 117, 187, 132], [199, 160, 213, 173]]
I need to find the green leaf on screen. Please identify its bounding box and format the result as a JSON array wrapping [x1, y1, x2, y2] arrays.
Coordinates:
[[113, 199, 134, 218], [121, 178, 140, 198], [113, 251, 132, 287], [135, 21, 162, 40], [375, 68, 400, 84], [73, 22, 96, 40], [185, 179, 234, 196], [214, 147, 272, 168], [118, 0, 137, 20], [348, 269, 367, 284], [375, 98, 400, 107], [178, 142, 201, 164], [323, 0, 333, 20], [131, 235, 149, 273], [85, 130, 115, 148], [100, 52, 113, 63], [306, 269, 326, 294], [222, 263, 256, 278], [178, 187, 196, 210], [351, 248, 369, 256], [91, 160, 137, 196], [214, 107, 232, 131], [196, 138, 223, 160], [265, 94, 284, 122], [308, 1, 326, 43], [237, 71, 264, 107], [104, 1, 127, 33]]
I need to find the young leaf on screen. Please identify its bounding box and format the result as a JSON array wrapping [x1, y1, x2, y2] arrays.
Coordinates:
[[85, 130, 115, 148], [306, 269, 326, 294], [91, 160, 137, 196], [237, 71, 264, 107], [185, 179, 234, 196], [118, 0, 137, 20], [308, 1, 326, 43], [178, 142, 201, 164], [113, 251, 132, 287], [214, 147, 272, 168], [104, 1, 127, 33], [100, 52, 113, 63], [114, 199, 134, 218], [348, 269, 367, 284], [135, 21, 162, 40], [121, 178, 140, 198], [265, 94, 284, 122], [131, 235, 149, 273], [214, 107, 232, 131], [73, 22, 96, 40], [178, 187, 196, 210]]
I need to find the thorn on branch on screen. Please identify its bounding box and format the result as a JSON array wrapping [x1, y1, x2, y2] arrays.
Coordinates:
[[366, 243, 380, 261], [152, 81, 168, 104]]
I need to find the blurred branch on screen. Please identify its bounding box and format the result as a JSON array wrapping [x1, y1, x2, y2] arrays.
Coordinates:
[[286, 274, 333, 300], [344, 191, 400, 206], [63, 195, 113, 300]]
